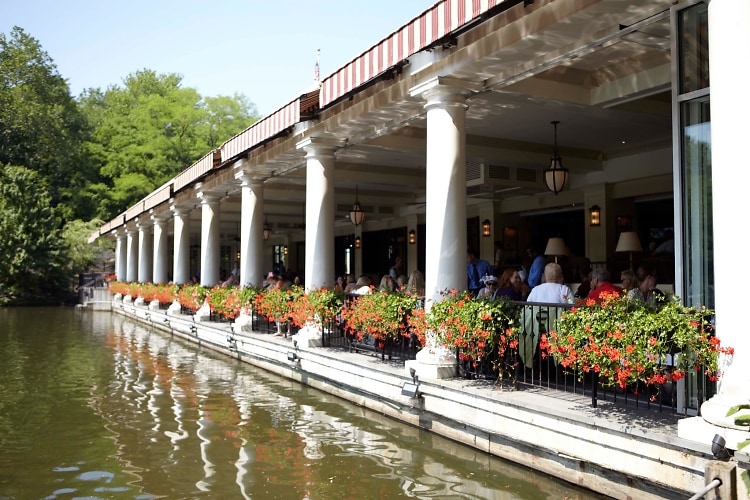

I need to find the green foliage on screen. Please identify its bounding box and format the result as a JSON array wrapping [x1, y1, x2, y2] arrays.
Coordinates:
[[0, 27, 98, 220], [79, 69, 260, 220], [60, 219, 114, 277], [289, 288, 344, 327], [0, 165, 66, 298]]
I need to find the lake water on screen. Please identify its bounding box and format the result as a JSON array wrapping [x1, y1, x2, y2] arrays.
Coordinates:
[[0, 307, 605, 499]]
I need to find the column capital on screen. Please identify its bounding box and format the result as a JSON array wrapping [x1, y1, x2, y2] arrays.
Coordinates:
[[135, 216, 153, 230], [409, 76, 481, 103], [296, 137, 344, 158], [170, 203, 192, 217], [235, 170, 265, 188], [197, 191, 222, 205]]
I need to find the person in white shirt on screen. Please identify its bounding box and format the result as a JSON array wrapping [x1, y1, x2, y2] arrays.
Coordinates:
[[526, 263, 573, 304]]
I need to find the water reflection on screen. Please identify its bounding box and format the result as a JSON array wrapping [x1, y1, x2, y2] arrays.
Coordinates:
[[0, 308, 601, 499]]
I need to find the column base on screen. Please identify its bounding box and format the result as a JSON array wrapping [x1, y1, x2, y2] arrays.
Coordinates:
[[167, 300, 181, 316], [148, 300, 160, 310], [292, 322, 323, 348], [233, 310, 253, 332], [405, 346, 456, 380], [678, 395, 750, 450], [194, 301, 211, 322]]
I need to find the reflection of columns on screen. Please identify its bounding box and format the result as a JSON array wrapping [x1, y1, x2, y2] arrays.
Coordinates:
[[172, 206, 191, 285], [199, 193, 221, 287], [115, 231, 127, 282], [298, 138, 338, 290], [239, 173, 264, 287], [126, 228, 138, 282], [687, 0, 750, 449], [152, 215, 169, 284], [137, 219, 153, 283]]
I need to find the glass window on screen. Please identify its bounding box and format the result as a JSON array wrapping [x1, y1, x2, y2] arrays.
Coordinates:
[[680, 98, 713, 308], [678, 3, 709, 94]]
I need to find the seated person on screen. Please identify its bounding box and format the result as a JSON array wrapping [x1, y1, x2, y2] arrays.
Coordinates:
[[526, 263, 574, 304], [379, 274, 395, 292], [627, 272, 666, 307], [352, 276, 373, 295], [620, 269, 638, 292], [476, 275, 499, 299], [496, 268, 522, 301], [587, 268, 622, 303]]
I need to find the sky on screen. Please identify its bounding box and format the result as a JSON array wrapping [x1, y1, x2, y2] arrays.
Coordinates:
[[2, 0, 435, 115]]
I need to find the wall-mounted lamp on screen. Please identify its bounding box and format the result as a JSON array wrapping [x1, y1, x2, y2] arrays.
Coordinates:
[[236, 251, 241, 260], [354, 236, 361, 249], [482, 219, 491, 237], [589, 205, 601, 227], [401, 367, 420, 398], [408, 229, 416, 245], [283, 245, 288, 256], [349, 186, 365, 226], [263, 217, 271, 240], [544, 120, 569, 195]]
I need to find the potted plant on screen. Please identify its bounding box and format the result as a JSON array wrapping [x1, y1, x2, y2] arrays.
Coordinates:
[[422, 290, 520, 380], [289, 288, 344, 330], [255, 285, 303, 336], [543, 292, 733, 394], [341, 290, 419, 350], [177, 284, 209, 313]]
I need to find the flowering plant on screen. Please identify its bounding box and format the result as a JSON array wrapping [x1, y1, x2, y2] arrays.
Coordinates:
[[341, 290, 419, 345], [544, 292, 733, 391], [288, 288, 344, 328], [254, 285, 304, 324], [153, 283, 178, 305], [108, 281, 130, 296], [422, 290, 520, 368], [207, 286, 242, 320], [177, 284, 209, 312]]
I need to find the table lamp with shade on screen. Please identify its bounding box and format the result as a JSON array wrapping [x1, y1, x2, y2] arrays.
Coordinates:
[[544, 237, 567, 263], [615, 231, 642, 270]]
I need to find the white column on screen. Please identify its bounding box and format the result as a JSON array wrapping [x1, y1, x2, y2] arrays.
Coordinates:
[[152, 216, 169, 284], [137, 219, 153, 283], [115, 231, 127, 282], [171, 206, 191, 285], [298, 138, 337, 290], [199, 192, 221, 287], [126, 228, 138, 282], [692, 0, 750, 448], [406, 77, 475, 379], [239, 173, 265, 287]]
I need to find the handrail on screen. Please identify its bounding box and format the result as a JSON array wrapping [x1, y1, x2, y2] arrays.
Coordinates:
[[687, 478, 721, 500]]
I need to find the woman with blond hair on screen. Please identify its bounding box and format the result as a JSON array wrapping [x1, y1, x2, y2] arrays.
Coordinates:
[[526, 263, 573, 304]]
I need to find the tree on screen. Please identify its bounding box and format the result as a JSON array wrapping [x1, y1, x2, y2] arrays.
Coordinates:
[[0, 165, 66, 299], [80, 70, 260, 220], [0, 27, 98, 220], [60, 218, 114, 278]]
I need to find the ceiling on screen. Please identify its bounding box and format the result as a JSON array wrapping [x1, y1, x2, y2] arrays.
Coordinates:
[[183, 1, 676, 238]]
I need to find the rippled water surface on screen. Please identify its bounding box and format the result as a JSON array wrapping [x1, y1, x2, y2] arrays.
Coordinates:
[[0, 307, 604, 499]]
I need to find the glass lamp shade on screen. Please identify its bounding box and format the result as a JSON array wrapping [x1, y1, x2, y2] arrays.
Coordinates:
[[615, 232, 642, 253], [589, 205, 601, 226], [544, 157, 569, 194], [482, 219, 491, 237], [263, 226, 271, 240], [349, 202, 365, 226], [544, 237, 567, 257]]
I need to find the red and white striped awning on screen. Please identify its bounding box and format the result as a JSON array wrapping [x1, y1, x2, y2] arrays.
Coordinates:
[[320, 0, 507, 107], [220, 99, 301, 162]]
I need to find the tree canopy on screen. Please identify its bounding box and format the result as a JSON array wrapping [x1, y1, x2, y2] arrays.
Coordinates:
[[0, 27, 261, 301]]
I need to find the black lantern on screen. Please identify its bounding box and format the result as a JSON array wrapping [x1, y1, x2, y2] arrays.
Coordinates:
[[263, 217, 272, 240], [349, 186, 365, 226], [482, 219, 491, 237], [544, 120, 569, 195]]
